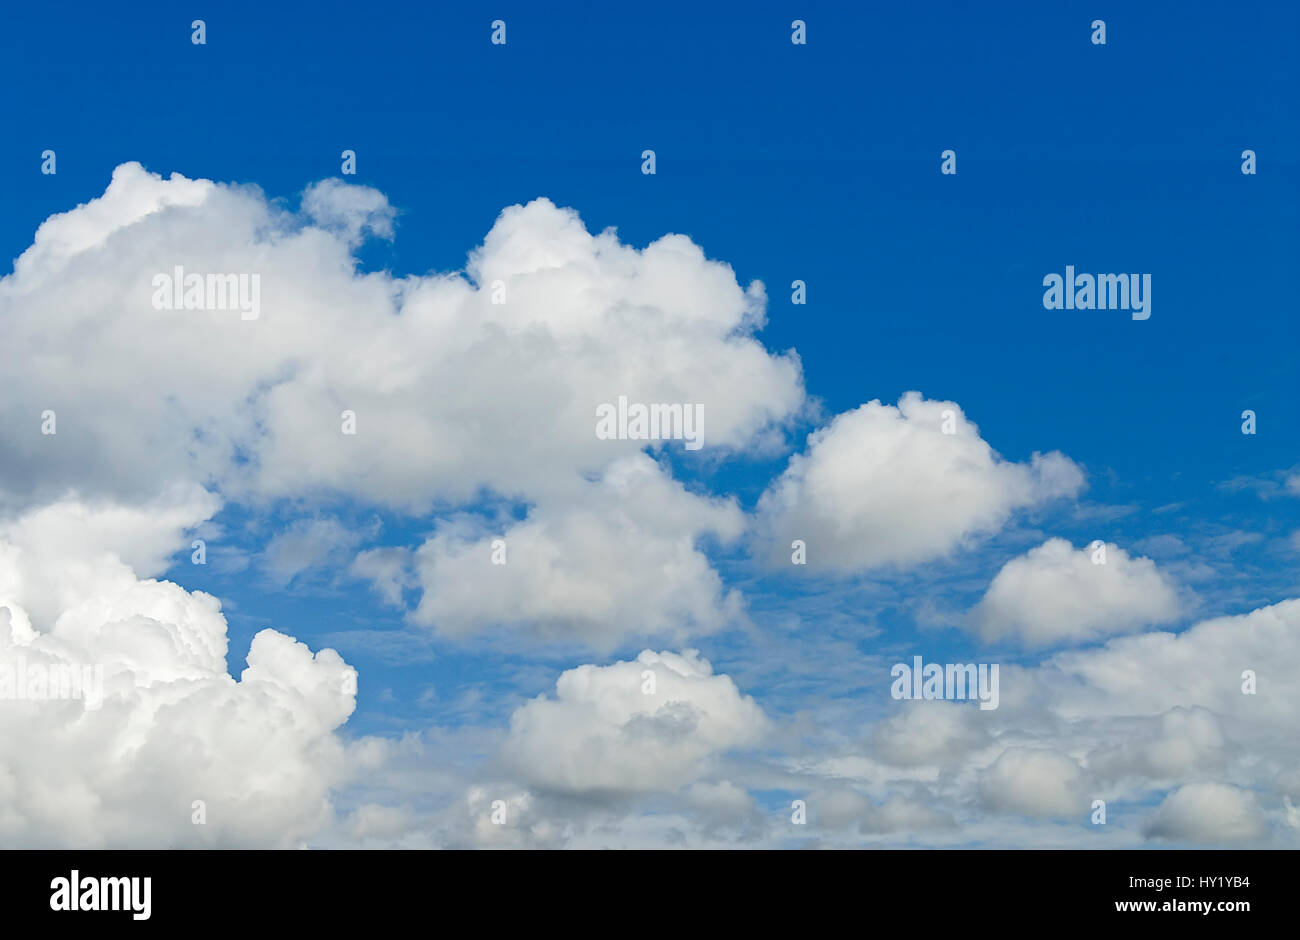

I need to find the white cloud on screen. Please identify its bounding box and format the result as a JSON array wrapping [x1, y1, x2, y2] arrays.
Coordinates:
[[500, 650, 768, 794], [1088, 707, 1228, 783], [682, 779, 759, 824], [0, 164, 804, 514], [1143, 783, 1269, 845], [1043, 598, 1300, 730], [411, 456, 745, 647], [806, 786, 954, 834], [871, 700, 991, 767], [1, 163, 808, 648], [301, 178, 396, 244], [0, 495, 358, 847], [5, 162, 1294, 850], [979, 748, 1089, 818], [756, 393, 1083, 572], [973, 538, 1182, 647], [459, 786, 566, 848]]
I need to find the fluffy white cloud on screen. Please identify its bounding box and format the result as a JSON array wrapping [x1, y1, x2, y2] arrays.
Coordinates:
[[0, 163, 804, 514], [871, 700, 991, 767], [411, 456, 745, 646], [974, 538, 1182, 647], [500, 650, 768, 794], [0, 495, 358, 847], [682, 780, 759, 824], [1043, 598, 1300, 731], [756, 393, 1083, 572], [1088, 707, 1228, 783], [6, 162, 1293, 850], [1143, 783, 1268, 845], [979, 748, 1089, 818]]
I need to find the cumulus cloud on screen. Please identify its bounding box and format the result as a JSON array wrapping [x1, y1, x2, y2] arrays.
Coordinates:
[[0, 163, 804, 513], [682, 780, 759, 825], [973, 538, 1182, 647], [1143, 783, 1269, 845], [1088, 707, 1228, 783], [979, 748, 1089, 818], [459, 786, 566, 848], [5, 163, 1294, 850], [0, 495, 358, 847], [807, 786, 954, 834], [870, 700, 992, 767], [499, 650, 768, 794], [1042, 598, 1300, 730], [0, 485, 219, 633], [411, 456, 745, 647], [756, 393, 1083, 572], [300, 178, 396, 244]]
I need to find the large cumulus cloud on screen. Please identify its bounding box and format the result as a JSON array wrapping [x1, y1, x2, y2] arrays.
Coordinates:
[[0, 493, 357, 847], [0, 163, 804, 512]]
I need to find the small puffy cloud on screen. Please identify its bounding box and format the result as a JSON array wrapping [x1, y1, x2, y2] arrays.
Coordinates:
[[411, 456, 745, 647], [979, 748, 1088, 818], [870, 700, 991, 767], [1143, 783, 1269, 845], [500, 650, 768, 794], [300, 178, 396, 244], [973, 538, 1182, 647], [756, 393, 1083, 572]]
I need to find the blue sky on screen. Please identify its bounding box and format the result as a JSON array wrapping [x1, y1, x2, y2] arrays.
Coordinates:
[[1, 1, 1297, 847]]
